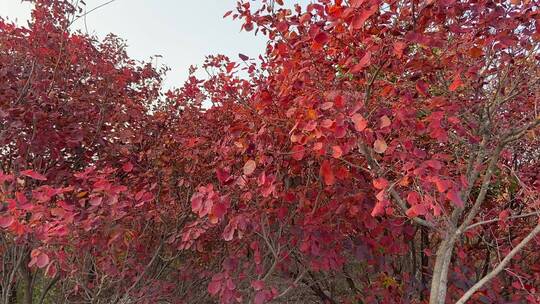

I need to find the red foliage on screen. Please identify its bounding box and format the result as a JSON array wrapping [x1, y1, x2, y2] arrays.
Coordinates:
[[1, 0, 539, 303]]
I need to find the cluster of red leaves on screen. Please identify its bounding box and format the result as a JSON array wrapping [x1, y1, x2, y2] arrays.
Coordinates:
[[0, 1, 176, 302], [1, 0, 540, 303]]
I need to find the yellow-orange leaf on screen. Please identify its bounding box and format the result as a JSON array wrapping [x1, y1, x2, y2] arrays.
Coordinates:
[[352, 114, 368, 132], [380, 115, 391, 128], [243, 160, 256, 176], [373, 139, 388, 154], [332, 146, 343, 158]]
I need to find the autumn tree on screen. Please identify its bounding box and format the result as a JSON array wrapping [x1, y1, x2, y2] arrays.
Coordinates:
[[0, 1, 174, 303], [175, 0, 540, 302], [1, 0, 539, 303]]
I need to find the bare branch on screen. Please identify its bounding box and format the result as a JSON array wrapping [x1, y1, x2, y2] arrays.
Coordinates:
[[38, 275, 60, 304], [69, 0, 118, 26], [273, 269, 308, 300], [455, 145, 504, 237], [466, 212, 539, 232], [502, 117, 540, 145], [456, 223, 540, 304], [115, 239, 164, 304]]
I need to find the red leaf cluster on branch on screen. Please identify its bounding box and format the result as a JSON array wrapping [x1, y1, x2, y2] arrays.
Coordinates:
[[1, 0, 539, 303]]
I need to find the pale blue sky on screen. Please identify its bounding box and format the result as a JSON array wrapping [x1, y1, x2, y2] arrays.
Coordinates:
[[1, 0, 305, 89]]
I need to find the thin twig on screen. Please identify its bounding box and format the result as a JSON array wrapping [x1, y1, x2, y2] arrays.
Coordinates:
[[70, 0, 118, 26], [465, 211, 539, 231], [456, 223, 540, 304]]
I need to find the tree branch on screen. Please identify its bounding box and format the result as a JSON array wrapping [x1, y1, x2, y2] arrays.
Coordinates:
[[38, 275, 60, 304], [115, 239, 164, 304], [455, 145, 503, 237], [466, 212, 539, 232], [273, 269, 308, 300], [456, 223, 540, 304], [502, 117, 540, 145]]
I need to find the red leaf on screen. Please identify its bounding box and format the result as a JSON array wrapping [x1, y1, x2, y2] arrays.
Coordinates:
[[373, 178, 388, 190], [371, 201, 385, 217], [351, 5, 378, 29], [254, 291, 267, 304], [208, 280, 221, 295], [393, 42, 407, 58], [350, 0, 365, 7], [276, 22, 289, 33], [303, 120, 317, 132], [331, 145, 343, 158], [15, 191, 28, 205], [406, 191, 420, 205], [223, 220, 237, 241], [223, 10, 233, 18], [36, 252, 49, 268], [469, 47, 483, 58], [359, 51, 372, 66], [251, 280, 265, 291], [225, 278, 235, 290], [425, 160, 442, 170], [320, 102, 334, 110], [239, 53, 249, 61], [314, 31, 329, 45], [291, 145, 305, 160], [226, 62, 236, 73], [191, 194, 203, 213], [89, 196, 102, 207], [416, 80, 429, 97], [216, 168, 230, 184], [30, 250, 50, 269], [319, 160, 335, 186], [243, 160, 257, 176], [334, 94, 345, 107], [0, 215, 14, 228], [446, 190, 464, 208], [211, 202, 228, 219], [122, 162, 133, 173], [351, 113, 367, 131], [20, 170, 47, 181], [449, 73, 463, 91], [334, 126, 347, 138], [321, 119, 334, 128], [350, 51, 371, 73], [434, 178, 450, 193], [406, 204, 427, 217], [499, 210, 511, 222]]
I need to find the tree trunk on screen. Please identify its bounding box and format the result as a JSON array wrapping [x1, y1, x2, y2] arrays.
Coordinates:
[[20, 254, 34, 304], [8, 284, 17, 304], [420, 226, 429, 300], [429, 235, 456, 304]]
